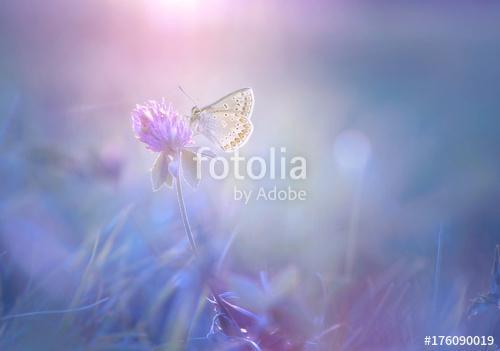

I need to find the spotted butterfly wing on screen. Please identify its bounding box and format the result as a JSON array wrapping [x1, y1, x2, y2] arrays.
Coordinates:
[[196, 88, 254, 152]]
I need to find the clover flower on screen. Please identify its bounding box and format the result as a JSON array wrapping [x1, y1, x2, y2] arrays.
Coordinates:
[[131, 99, 207, 190], [132, 99, 193, 153]]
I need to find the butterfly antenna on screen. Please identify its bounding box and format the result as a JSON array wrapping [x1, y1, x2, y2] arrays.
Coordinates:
[[178, 86, 198, 106]]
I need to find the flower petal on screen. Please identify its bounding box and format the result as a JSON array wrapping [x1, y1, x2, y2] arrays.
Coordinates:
[[151, 152, 173, 191], [181, 150, 201, 189]]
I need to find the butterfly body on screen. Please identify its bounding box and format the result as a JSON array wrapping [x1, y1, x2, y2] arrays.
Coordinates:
[[190, 88, 254, 152]]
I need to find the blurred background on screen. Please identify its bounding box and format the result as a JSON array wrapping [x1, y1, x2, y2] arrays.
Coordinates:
[[1, 1, 500, 350]]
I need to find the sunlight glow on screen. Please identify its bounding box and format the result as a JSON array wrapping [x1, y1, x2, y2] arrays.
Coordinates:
[[154, 0, 201, 11]]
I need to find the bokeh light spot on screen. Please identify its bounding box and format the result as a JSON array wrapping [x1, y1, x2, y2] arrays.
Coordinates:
[[333, 129, 372, 171]]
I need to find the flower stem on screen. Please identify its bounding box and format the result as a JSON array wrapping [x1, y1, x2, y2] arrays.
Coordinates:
[[174, 153, 243, 335], [175, 155, 198, 257]]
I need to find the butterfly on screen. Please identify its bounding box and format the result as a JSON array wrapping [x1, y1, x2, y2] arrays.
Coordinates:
[[189, 88, 254, 152]]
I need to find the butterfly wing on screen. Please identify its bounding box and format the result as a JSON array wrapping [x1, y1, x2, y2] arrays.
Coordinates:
[[197, 88, 254, 152]]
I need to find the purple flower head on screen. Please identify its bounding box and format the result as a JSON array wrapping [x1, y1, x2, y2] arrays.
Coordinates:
[[131, 99, 193, 153]]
